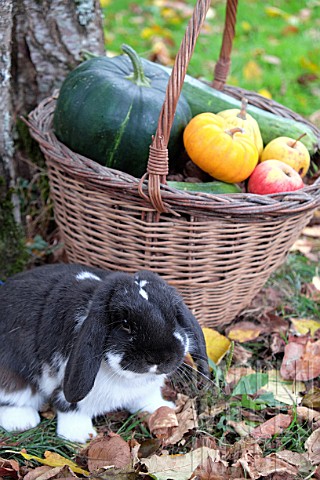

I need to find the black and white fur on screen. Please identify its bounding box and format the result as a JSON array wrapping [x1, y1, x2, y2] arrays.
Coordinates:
[[0, 264, 209, 443]]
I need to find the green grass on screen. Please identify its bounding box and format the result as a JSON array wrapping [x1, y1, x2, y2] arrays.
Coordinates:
[[270, 252, 320, 318], [102, 0, 320, 118], [0, 419, 79, 463]]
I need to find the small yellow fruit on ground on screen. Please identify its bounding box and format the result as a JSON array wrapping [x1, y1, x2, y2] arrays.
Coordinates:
[[260, 134, 310, 177]]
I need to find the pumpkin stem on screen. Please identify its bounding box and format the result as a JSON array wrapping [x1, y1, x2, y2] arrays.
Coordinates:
[[291, 132, 307, 148], [237, 98, 248, 120], [122, 44, 151, 87], [226, 127, 245, 137]]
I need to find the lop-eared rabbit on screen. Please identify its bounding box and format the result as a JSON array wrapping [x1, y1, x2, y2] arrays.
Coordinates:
[[0, 264, 209, 443]]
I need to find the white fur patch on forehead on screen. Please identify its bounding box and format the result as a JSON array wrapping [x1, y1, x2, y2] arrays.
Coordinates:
[[134, 277, 149, 301], [174, 331, 190, 355], [76, 271, 102, 281]]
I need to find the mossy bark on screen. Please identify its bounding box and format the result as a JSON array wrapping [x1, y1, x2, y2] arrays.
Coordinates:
[[0, 180, 28, 280], [0, 0, 105, 275]]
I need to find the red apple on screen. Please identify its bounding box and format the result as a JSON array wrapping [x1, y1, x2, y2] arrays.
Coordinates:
[[260, 135, 310, 177], [248, 159, 305, 194]]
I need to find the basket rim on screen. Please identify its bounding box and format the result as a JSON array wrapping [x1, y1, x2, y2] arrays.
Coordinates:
[[26, 92, 320, 219]]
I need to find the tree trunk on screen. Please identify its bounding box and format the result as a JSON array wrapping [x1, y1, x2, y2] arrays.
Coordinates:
[[0, 0, 14, 194], [0, 0, 105, 277], [12, 0, 105, 119]]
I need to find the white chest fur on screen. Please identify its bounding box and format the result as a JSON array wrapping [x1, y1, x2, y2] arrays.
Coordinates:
[[77, 360, 170, 417]]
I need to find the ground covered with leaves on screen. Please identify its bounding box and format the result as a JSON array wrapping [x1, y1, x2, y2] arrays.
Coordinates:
[[1, 225, 319, 479]]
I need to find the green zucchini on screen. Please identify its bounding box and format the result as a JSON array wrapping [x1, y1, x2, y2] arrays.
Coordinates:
[[144, 60, 319, 155], [167, 181, 241, 194]]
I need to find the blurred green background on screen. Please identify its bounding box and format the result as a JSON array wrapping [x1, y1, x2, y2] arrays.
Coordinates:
[[101, 0, 320, 120]]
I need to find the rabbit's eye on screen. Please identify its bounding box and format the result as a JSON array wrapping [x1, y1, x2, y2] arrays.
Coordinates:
[[121, 319, 131, 334]]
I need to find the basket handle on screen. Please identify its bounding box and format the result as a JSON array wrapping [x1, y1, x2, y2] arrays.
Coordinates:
[[212, 0, 239, 90], [138, 0, 238, 213]]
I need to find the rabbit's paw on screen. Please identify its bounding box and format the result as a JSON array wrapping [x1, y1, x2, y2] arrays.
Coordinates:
[[129, 390, 176, 413], [57, 411, 97, 443], [0, 406, 40, 431]]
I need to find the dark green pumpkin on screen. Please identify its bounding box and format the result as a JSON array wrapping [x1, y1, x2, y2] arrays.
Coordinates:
[[53, 45, 191, 178]]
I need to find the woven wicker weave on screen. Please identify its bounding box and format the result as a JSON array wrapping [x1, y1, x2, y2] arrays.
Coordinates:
[[27, 0, 320, 328]]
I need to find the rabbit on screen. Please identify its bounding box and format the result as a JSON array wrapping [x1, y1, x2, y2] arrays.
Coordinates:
[[0, 263, 209, 443]]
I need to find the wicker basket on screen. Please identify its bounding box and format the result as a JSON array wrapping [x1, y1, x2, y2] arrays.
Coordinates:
[[27, 0, 320, 328]]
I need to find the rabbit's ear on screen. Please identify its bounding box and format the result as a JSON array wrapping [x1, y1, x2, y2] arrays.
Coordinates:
[[63, 301, 107, 404], [176, 300, 209, 378]]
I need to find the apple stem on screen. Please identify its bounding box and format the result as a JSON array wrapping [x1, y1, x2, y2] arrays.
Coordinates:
[[226, 127, 245, 137], [291, 132, 307, 148], [237, 98, 248, 120]]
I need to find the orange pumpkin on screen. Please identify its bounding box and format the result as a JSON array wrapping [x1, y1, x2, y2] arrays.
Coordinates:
[[183, 112, 259, 183]]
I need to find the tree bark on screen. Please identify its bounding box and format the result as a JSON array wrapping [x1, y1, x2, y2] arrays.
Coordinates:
[[0, 0, 105, 274], [12, 0, 105, 118], [0, 0, 14, 194]]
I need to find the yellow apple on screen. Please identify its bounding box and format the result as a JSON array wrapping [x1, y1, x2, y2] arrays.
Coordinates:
[[260, 135, 310, 177]]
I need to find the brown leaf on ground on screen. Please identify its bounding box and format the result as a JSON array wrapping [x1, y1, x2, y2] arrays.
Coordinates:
[[232, 343, 253, 364], [290, 237, 319, 261], [0, 458, 19, 479], [141, 447, 221, 480], [280, 338, 320, 380], [23, 466, 53, 480], [190, 455, 228, 479], [148, 394, 198, 446], [302, 386, 320, 409], [253, 454, 298, 477], [232, 445, 298, 479], [87, 432, 131, 472], [250, 413, 292, 439], [274, 450, 311, 472], [148, 406, 179, 439], [305, 428, 320, 465], [23, 465, 78, 480], [227, 420, 255, 437], [227, 321, 263, 343], [294, 405, 320, 423], [262, 313, 289, 334], [225, 367, 255, 386], [269, 333, 286, 355]]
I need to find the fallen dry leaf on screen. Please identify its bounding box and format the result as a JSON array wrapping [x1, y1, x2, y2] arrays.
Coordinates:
[[294, 405, 320, 423], [202, 327, 231, 364], [227, 321, 263, 343], [0, 458, 19, 479], [227, 420, 255, 437], [141, 447, 220, 480], [29, 465, 78, 479], [232, 343, 253, 364], [305, 428, 320, 465], [250, 413, 292, 439], [280, 339, 320, 381], [260, 369, 305, 405], [190, 454, 228, 479], [19, 451, 88, 476], [23, 466, 53, 480], [148, 406, 179, 439], [291, 318, 320, 337], [302, 387, 320, 409], [290, 238, 319, 261], [253, 453, 298, 477], [149, 394, 198, 446], [274, 450, 310, 470], [225, 367, 256, 386], [87, 433, 131, 472]]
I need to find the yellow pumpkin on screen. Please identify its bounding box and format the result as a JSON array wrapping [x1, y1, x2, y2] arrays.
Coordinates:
[[217, 98, 264, 155], [183, 112, 259, 183]]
